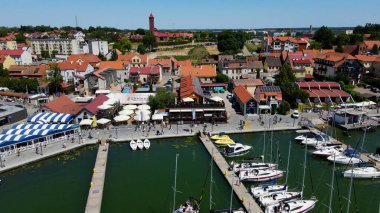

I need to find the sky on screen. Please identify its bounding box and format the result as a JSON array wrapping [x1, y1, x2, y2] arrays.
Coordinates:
[[1, 0, 379, 29]]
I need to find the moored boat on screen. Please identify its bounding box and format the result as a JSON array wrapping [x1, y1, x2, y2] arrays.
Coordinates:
[[239, 169, 284, 182], [259, 191, 301, 207], [136, 139, 144, 150], [265, 199, 317, 213], [312, 146, 343, 158], [130, 140, 137, 151], [143, 139, 150, 149], [214, 138, 235, 146], [251, 184, 287, 199], [224, 143, 252, 157], [326, 149, 361, 165], [343, 166, 380, 179], [211, 134, 230, 140], [231, 162, 277, 174]]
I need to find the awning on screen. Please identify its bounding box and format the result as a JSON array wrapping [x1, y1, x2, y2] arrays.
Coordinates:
[[124, 105, 138, 110], [209, 96, 224, 102], [182, 97, 194, 102], [97, 118, 111, 125], [152, 114, 164, 121], [119, 109, 134, 116], [203, 108, 226, 111], [258, 105, 271, 110], [114, 115, 130, 122], [80, 119, 93, 126], [137, 104, 151, 110], [27, 112, 74, 124]]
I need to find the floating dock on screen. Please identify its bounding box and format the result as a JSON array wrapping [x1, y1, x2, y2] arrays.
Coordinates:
[[198, 134, 263, 213], [84, 143, 109, 213]]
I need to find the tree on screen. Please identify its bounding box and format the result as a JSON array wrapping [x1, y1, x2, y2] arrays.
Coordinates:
[[135, 28, 146, 35], [217, 30, 248, 54], [15, 33, 26, 43], [98, 53, 106, 61], [51, 50, 58, 58], [256, 69, 261, 79], [110, 51, 118, 61], [335, 33, 350, 47], [188, 46, 209, 64], [0, 67, 8, 77], [113, 38, 131, 53], [313, 26, 335, 49], [215, 72, 230, 83], [41, 50, 50, 58], [372, 44, 379, 54], [148, 88, 175, 111], [277, 100, 291, 115], [137, 44, 147, 54], [142, 32, 157, 51], [48, 64, 63, 94]]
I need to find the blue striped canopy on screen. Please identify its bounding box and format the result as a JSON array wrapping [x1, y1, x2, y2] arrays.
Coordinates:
[[27, 112, 74, 124]]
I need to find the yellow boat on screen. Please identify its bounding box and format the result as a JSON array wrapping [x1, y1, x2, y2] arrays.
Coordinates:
[[214, 139, 235, 146], [211, 135, 230, 140]]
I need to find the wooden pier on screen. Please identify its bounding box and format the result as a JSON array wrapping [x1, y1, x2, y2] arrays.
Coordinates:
[[84, 143, 109, 213], [309, 128, 380, 170], [198, 134, 263, 213]]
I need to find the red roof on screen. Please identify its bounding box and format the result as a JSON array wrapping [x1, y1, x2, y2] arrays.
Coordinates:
[[306, 90, 318, 98], [233, 86, 254, 104], [0, 50, 24, 56], [295, 81, 340, 89], [66, 54, 101, 65], [130, 66, 159, 74], [84, 94, 109, 114], [321, 89, 340, 98], [58, 61, 90, 72], [44, 95, 85, 115], [180, 75, 203, 98], [304, 74, 313, 79], [332, 89, 350, 98]]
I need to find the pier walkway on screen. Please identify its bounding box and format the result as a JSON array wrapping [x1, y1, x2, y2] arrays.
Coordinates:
[[84, 143, 109, 213], [198, 134, 263, 213], [309, 128, 380, 170]]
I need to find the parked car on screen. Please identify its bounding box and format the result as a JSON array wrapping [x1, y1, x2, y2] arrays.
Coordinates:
[[371, 87, 380, 93], [227, 94, 233, 99], [291, 110, 300, 118]]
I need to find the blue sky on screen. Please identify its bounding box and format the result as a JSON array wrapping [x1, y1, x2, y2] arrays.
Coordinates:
[[1, 0, 379, 29]]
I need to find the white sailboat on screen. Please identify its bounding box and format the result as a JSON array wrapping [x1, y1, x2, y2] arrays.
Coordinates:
[[136, 139, 144, 150], [343, 167, 380, 179], [130, 140, 137, 151], [239, 169, 284, 182], [301, 134, 330, 147], [231, 161, 277, 174], [259, 192, 301, 207], [143, 139, 150, 149]]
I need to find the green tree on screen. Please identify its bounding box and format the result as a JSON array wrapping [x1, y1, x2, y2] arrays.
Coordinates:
[[137, 44, 147, 54], [142, 32, 157, 51], [113, 38, 131, 53], [110, 51, 118, 61], [98, 53, 106, 61], [277, 100, 291, 115], [135, 28, 146, 35], [48, 64, 63, 94], [51, 50, 58, 58], [41, 50, 50, 58], [0, 67, 8, 77], [313, 26, 335, 49], [148, 88, 175, 111], [372, 44, 379, 54], [215, 72, 230, 83], [217, 30, 248, 54], [15, 33, 26, 43], [335, 33, 350, 46], [310, 41, 322, 49], [188, 46, 209, 64]]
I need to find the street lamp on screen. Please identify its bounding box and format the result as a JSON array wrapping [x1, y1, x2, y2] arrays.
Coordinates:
[[116, 128, 118, 139]]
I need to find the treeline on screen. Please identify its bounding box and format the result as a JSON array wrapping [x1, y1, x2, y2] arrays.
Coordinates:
[[353, 23, 380, 39], [217, 31, 252, 54]]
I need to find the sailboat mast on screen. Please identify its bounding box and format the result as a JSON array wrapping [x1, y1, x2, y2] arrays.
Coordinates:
[[262, 119, 267, 163], [328, 154, 336, 213], [209, 149, 213, 211], [360, 124, 368, 153], [270, 117, 274, 163], [285, 140, 292, 185], [173, 154, 179, 212], [346, 165, 354, 213], [301, 141, 308, 198], [229, 179, 233, 212]]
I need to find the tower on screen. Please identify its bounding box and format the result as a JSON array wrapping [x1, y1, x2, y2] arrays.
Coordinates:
[[149, 13, 155, 33]]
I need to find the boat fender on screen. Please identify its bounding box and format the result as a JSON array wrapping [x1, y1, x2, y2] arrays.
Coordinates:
[[254, 170, 259, 176], [283, 203, 290, 211]]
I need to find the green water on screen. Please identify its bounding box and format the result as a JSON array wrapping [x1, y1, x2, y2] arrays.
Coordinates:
[[101, 137, 241, 213], [229, 130, 380, 213], [0, 146, 98, 213]]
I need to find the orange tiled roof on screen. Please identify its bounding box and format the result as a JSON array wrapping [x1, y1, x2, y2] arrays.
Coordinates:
[[44, 95, 85, 115], [233, 79, 264, 87], [363, 40, 380, 49], [316, 52, 356, 62], [66, 54, 101, 64], [180, 65, 216, 78], [179, 75, 203, 98], [96, 61, 126, 70], [302, 49, 335, 59], [58, 61, 90, 72], [355, 55, 378, 62], [117, 53, 148, 64], [233, 86, 254, 104], [149, 58, 171, 67]]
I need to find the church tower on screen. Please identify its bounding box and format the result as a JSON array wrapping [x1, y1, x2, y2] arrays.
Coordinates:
[[149, 13, 155, 33]]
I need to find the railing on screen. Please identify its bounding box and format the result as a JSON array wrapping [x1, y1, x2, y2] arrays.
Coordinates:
[[168, 103, 225, 108]]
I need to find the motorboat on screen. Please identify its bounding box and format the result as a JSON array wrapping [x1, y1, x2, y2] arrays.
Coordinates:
[[265, 199, 317, 213], [173, 199, 199, 213], [211, 134, 230, 140], [210, 208, 245, 213], [136, 139, 144, 150], [326, 149, 361, 165], [368, 146, 380, 162], [214, 138, 235, 146], [301, 134, 330, 147], [130, 140, 137, 151], [294, 133, 315, 142], [231, 161, 277, 174], [239, 169, 284, 182], [143, 139, 150, 149], [224, 143, 252, 157], [312, 146, 344, 158], [259, 191, 301, 207], [251, 184, 287, 199], [343, 166, 380, 179]]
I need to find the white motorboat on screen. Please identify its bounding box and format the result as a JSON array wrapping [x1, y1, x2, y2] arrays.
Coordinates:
[[239, 169, 284, 182], [327, 149, 361, 165], [265, 199, 317, 213], [301, 134, 330, 147], [231, 161, 277, 174], [136, 139, 144, 150], [143, 139, 151, 149], [259, 191, 301, 207], [251, 184, 287, 199], [224, 143, 252, 157], [312, 146, 343, 158], [130, 140, 137, 151], [294, 133, 315, 142], [173, 200, 199, 213], [343, 167, 380, 179]]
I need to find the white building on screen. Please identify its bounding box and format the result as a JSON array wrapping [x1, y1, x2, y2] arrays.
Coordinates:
[[0, 50, 33, 65]]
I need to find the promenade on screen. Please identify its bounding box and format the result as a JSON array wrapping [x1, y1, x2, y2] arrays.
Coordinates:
[[85, 143, 109, 213], [198, 134, 263, 213]]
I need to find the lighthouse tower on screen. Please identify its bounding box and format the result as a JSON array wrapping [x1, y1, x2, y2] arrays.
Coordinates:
[[149, 13, 155, 33]]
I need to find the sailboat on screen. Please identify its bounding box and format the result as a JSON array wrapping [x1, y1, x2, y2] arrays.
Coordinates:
[[130, 140, 137, 151], [343, 165, 380, 179], [230, 161, 277, 174]]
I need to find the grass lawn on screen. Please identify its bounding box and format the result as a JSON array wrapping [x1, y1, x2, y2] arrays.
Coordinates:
[[245, 44, 260, 52]]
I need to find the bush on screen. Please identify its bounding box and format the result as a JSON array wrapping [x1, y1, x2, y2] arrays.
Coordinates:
[[277, 101, 291, 115]]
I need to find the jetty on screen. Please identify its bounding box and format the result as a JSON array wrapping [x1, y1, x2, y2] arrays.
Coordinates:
[[84, 142, 109, 213], [309, 128, 380, 170], [198, 134, 263, 213]]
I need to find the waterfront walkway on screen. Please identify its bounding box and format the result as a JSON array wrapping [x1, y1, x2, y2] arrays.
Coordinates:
[[198, 134, 263, 213], [309, 128, 380, 170], [85, 143, 109, 213]]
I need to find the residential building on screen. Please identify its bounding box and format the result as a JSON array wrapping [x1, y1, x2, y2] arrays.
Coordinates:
[[302, 49, 335, 60], [232, 78, 264, 94], [117, 53, 148, 67], [66, 54, 101, 67], [0, 40, 17, 50], [254, 86, 282, 114], [314, 52, 362, 80], [96, 61, 128, 83], [0, 55, 16, 69], [233, 86, 257, 115], [180, 65, 216, 83], [262, 36, 310, 52], [43, 95, 86, 115], [369, 57, 380, 78], [357, 40, 380, 55], [285, 53, 314, 80], [84, 66, 117, 95], [57, 60, 94, 85], [295, 81, 352, 104], [8, 64, 49, 82], [0, 50, 33, 65], [355, 55, 378, 74], [179, 75, 207, 104], [264, 56, 282, 72], [201, 58, 218, 65], [75, 94, 109, 123], [218, 59, 263, 79], [129, 66, 161, 84], [218, 55, 234, 62], [149, 58, 173, 73]]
